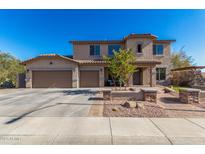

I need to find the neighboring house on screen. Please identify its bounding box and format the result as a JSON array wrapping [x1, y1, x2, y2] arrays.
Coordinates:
[[171, 66, 205, 87], [22, 33, 175, 88]]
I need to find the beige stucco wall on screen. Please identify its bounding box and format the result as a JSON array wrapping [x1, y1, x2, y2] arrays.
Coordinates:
[[25, 58, 78, 88], [125, 38, 154, 60], [73, 44, 96, 60], [125, 38, 171, 84], [153, 43, 172, 82], [73, 43, 124, 60]]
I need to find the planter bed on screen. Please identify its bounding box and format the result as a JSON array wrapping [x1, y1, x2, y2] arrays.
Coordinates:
[[91, 87, 205, 118], [103, 99, 168, 117]]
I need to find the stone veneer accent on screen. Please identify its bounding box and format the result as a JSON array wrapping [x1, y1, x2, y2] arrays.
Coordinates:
[[102, 88, 158, 103], [141, 88, 157, 103], [111, 90, 143, 101], [102, 90, 111, 100], [179, 88, 200, 104]]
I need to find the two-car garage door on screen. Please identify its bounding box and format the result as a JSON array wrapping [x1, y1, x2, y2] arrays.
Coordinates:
[[32, 70, 72, 88], [32, 70, 99, 88]]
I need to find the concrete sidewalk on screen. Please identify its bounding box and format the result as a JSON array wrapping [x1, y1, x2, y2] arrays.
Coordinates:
[[0, 117, 205, 145]]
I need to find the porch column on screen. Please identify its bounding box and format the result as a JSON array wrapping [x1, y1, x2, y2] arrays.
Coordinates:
[[149, 66, 153, 87], [99, 67, 104, 87], [76, 66, 80, 88]]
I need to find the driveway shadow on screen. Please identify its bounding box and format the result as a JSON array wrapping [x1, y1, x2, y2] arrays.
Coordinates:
[[88, 97, 104, 101], [5, 103, 61, 124], [63, 89, 98, 95], [4, 101, 101, 125]]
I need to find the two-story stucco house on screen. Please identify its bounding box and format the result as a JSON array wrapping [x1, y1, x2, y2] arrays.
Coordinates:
[[22, 33, 175, 88]]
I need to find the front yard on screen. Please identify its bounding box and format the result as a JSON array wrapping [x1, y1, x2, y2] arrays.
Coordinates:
[[89, 87, 205, 118]]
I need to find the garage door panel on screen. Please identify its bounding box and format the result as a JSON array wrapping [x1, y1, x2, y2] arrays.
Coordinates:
[[80, 70, 99, 87], [32, 71, 72, 88]]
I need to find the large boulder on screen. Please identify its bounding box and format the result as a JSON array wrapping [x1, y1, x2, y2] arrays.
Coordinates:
[[122, 101, 137, 108]]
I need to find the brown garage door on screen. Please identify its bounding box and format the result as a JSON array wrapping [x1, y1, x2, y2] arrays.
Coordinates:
[[80, 70, 99, 87], [32, 70, 72, 88]]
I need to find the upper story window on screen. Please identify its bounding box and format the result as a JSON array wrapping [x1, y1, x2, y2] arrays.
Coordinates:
[[108, 44, 121, 56], [136, 44, 143, 53], [90, 45, 100, 56], [153, 44, 164, 55]]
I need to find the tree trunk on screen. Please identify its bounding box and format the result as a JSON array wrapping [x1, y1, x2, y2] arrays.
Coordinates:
[[111, 75, 117, 90], [119, 81, 121, 90]]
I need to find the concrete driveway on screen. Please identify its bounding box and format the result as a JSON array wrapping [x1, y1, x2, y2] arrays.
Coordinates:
[[0, 88, 100, 118]]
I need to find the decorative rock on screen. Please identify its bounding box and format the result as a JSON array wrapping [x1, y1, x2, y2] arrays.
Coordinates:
[[123, 101, 137, 108], [112, 107, 118, 112], [129, 87, 136, 91], [136, 102, 144, 109]]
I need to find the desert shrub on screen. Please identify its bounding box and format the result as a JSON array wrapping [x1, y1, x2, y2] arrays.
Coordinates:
[[0, 80, 15, 88], [0, 51, 25, 88]]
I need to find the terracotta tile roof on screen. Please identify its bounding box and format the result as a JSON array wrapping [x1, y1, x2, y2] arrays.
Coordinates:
[[134, 59, 161, 64], [123, 33, 158, 40], [171, 66, 205, 71], [39, 53, 57, 56], [21, 54, 78, 65], [77, 60, 107, 64], [77, 59, 161, 65], [69, 40, 123, 44], [22, 54, 161, 66], [153, 40, 176, 43], [70, 33, 159, 44]]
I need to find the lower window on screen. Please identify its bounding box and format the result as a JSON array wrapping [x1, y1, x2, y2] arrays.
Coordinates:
[[156, 68, 166, 81]]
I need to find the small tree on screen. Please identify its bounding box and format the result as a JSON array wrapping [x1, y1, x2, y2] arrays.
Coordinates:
[[104, 49, 136, 89]]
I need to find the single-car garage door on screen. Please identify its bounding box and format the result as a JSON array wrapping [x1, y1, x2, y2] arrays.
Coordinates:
[[80, 70, 99, 87], [32, 70, 72, 88]]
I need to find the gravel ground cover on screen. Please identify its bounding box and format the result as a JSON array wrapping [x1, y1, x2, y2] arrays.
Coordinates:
[[103, 100, 168, 117]]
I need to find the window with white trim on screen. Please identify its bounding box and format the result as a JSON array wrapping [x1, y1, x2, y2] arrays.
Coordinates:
[[153, 44, 164, 55], [90, 45, 100, 56], [156, 68, 166, 81]]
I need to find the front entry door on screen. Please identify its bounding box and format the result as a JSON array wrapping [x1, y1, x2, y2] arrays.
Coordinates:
[[133, 68, 142, 85]]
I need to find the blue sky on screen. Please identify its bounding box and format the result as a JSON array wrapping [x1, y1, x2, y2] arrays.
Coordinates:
[[0, 9, 205, 65]]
